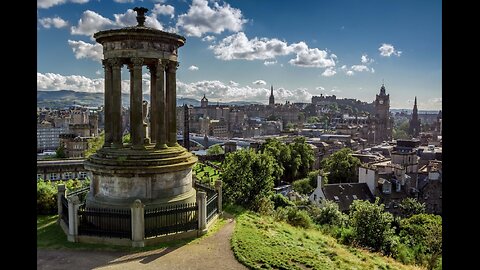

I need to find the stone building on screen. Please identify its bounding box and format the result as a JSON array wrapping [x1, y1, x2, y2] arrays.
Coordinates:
[[371, 84, 393, 144], [269, 85, 275, 106], [409, 97, 421, 137]]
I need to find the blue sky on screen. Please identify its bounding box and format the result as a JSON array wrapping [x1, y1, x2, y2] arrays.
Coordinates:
[[37, 0, 442, 110]]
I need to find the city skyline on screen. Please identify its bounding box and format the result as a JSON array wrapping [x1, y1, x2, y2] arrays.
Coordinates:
[[37, 0, 442, 110]]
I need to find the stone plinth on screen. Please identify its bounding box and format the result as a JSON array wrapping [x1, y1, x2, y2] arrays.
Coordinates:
[[84, 144, 197, 210]]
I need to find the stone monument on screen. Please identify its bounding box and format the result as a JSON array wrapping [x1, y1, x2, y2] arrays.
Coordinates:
[[84, 7, 197, 210]]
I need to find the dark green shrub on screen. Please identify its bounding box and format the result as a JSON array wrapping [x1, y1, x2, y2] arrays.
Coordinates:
[[292, 178, 314, 195], [271, 194, 295, 209], [37, 180, 58, 214]]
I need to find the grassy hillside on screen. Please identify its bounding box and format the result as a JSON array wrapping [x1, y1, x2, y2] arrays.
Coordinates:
[[232, 212, 425, 270]]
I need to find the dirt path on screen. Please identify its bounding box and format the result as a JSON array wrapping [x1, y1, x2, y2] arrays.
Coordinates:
[[37, 217, 247, 270]]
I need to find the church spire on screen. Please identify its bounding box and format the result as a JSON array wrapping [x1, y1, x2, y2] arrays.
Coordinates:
[[269, 85, 275, 106]]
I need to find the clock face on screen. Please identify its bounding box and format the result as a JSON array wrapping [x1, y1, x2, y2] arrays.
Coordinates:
[[379, 100, 384, 105]]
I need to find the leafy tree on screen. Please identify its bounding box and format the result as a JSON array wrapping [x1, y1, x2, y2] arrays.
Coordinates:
[[320, 148, 361, 184], [207, 144, 225, 155], [260, 138, 291, 185], [222, 149, 275, 210], [288, 137, 315, 180], [271, 194, 295, 209], [399, 197, 426, 218], [307, 116, 320, 123], [400, 214, 442, 270], [285, 122, 294, 130], [55, 144, 66, 158], [84, 131, 104, 158], [349, 198, 394, 252], [292, 178, 313, 195], [311, 199, 347, 226], [37, 180, 58, 214], [122, 132, 130, 143]]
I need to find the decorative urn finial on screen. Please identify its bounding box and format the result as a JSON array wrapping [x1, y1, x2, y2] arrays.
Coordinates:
[[133, 7, 149, 27]]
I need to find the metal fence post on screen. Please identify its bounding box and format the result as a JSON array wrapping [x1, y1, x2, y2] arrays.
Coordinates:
[[67, 195, 80, 242], [197, 191, 207, 235], [57, 184, 66, 223], [215, 180, 223, 215], [131, 199, 145, 247]]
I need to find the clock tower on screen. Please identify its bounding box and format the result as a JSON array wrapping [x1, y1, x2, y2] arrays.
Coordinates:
[[372, 84, 392, 143]]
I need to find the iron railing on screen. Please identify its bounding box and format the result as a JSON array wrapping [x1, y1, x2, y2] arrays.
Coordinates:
[[206, 193, 218, 223], [194, 180, 216, 198], [144, 203, 198, 238], [60, 195, 69, 225], [78, 206, 132, 239]]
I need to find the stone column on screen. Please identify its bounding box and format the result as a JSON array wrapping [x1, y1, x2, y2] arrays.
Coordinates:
[[57, 184, 66, 221], [131, 199, 145, 247], [197, 191, 207, 235], [166, 60, 179, 147], [155, 60, 167, 149], [130, 57, 145, 149], [102, 59, 113, 147], [67, 195, 80, 242], [215, 180, 223, 215], [148, 65, 157, 143], [110, 58, 123, 148]]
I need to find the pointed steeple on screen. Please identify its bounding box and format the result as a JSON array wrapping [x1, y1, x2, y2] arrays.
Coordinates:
[[269, 85, 275, 106]]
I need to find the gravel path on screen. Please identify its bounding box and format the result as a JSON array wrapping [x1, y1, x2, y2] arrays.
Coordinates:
[[37, 217, 247, 270]]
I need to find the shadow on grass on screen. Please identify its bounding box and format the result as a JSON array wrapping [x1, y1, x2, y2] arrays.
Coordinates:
[[37, 214, 229, 269]]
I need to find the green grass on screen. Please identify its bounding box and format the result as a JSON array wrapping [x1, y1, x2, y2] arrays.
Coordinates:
[[232, 212, 425, 270], [37, 214, 227, 252], [193, 163, 221, 185]]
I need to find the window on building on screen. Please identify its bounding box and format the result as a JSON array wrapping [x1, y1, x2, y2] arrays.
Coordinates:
[[314, 194, 317, 201], [37, 174, 43, 180], [64, 172, 72, 180], [78, 171, 88, 179], [50, 173, 59, 180]]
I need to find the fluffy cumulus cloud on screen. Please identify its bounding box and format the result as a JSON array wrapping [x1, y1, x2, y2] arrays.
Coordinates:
[[38, 16, 69, 29], [38, 0, 89, 9], [321, 67, 336, 77], [202, 35, 216, 42], [71, 9, 163, 38], [38, 72, 152, 94], [177, 80, 312, 103], [113, 0, 135, 3], [252, 80, 267, 85], [153, 4, 175, 19], [176, 0, 247, 37], [361, 54, 374, 64], [37, 72, 104, 92], [379, 43, 402, 57], [70, 10, 116, 37], [229, 80, 239, 87], [346, 70, 354, 76], [188, 65, 199, 71], [210, 32, 336, 70], [351, 65, 370, 72], [67, 40, 103, 62]]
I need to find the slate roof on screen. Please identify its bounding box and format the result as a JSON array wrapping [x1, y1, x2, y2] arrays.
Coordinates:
[[322, 183, 375, 212]]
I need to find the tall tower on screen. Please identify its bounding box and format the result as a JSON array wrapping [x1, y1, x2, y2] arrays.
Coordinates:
[[269, 85, 275, 106], [200, 94, 208, 108], [409, 96, 421, 137], [372, 84, 392, 143]]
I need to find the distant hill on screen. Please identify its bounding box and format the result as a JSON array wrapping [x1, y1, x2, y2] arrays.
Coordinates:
[[37, 90, 262, 109]]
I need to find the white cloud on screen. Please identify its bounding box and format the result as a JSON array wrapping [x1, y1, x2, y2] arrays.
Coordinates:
[[38, 72, 151, 94], [229, 81, 239, 87], [331, 54, 338, 59], [153, 4, 175, 19], [340, 65, 347, 70], [379, 43, 402, 57], [176, 0, 247, 37], [264, 60, 277, 66], [188, 65, 199, 71], [253, 80, 267, 85], [210, 32, 336, 68], [351, 65, 370, 72], [114, 9, 163, 30], [95, 70, 102, 75], [361, 54, 374, 64], [202, 35, 216, 42], [178, 80, 312, 103], [37, 72, 105, 92], [371, 68, 375, 73], [38, 16, 69, 29], [346, 70, 354, 76], [113, 0, 135, 3], [37, 0, 89, 9], [321, 67, 336, 77], [67, 40, 103, 62], [71, 10, 116, 37], [288, 44, 336, 68], [315, 86, 325, 91]]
